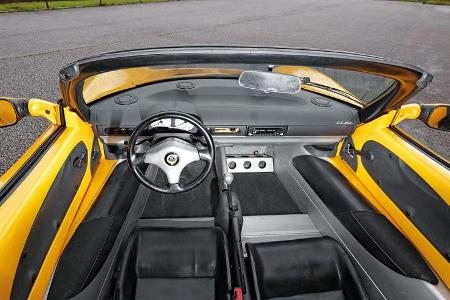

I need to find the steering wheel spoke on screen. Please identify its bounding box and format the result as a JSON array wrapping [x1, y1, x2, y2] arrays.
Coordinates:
[[198, 148, 213, 163], [168, 183, 183, 193], [130, 152, 146, 165]]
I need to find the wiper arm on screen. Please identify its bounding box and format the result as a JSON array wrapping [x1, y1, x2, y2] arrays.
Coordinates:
[[301, 77, 360, 103]]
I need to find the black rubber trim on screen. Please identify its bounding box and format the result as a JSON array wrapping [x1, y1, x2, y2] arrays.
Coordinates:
[[340, 137, 357, 171], [11, 142, 88, 300], [90, 137, 101, 175], [0, 126, 65, 205], [361, 141, 450, 262]]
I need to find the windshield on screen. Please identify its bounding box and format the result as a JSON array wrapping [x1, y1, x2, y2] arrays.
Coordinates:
[[81, 63, 397, 108]]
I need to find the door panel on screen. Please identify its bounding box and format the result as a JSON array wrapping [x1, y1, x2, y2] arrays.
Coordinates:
[[360, 140, 450, 261], [0, 110, 95, 300], [329, 110, 450, 287]]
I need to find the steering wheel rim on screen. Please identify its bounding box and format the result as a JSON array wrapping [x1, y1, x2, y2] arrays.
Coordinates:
[[127, 111, 215, 194]]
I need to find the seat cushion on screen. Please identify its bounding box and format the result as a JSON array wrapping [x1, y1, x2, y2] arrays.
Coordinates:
[[247, 237, 367, 300]]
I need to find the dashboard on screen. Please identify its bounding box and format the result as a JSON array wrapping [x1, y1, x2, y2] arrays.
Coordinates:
[[88, 78, 359, 142]]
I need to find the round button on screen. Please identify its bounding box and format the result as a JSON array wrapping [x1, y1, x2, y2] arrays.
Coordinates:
[[243, 161, 251, 169], [258, 161, 267, 169], [228, 161, 237, 169]]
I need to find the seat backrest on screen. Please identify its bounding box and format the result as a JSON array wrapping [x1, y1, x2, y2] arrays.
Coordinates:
[[114, 227, 231, 300], [135, 228, 219, 278], [247, 237, 368, 300]]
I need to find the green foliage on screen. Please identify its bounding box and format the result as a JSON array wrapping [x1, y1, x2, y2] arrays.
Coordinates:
[[0, 0, 167, 12]]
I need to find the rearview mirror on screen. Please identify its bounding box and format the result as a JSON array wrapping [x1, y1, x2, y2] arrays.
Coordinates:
[[420, 104, 450, 132], [238, 71, 301, 94], [0, 98, 28, 128]]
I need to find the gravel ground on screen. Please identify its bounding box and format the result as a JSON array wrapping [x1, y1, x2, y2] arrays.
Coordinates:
[[0, 0, 449, 174]]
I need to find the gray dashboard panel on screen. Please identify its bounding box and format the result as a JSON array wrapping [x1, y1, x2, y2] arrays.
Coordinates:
[[89, 78, 359, 137]]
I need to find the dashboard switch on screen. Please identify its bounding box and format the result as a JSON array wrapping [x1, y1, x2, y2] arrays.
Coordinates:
[[228, 161, 237, 169], [258, 161, 267, 169], [243, 161, 252, 169]]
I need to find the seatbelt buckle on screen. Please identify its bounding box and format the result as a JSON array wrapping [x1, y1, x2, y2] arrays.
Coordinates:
[[234, 287, 243, 300]]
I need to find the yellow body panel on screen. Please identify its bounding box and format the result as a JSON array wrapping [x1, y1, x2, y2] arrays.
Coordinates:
[[329, 110, 450, 287]]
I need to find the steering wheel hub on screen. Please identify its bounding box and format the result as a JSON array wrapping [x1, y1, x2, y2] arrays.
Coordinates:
[[165, 152, 179, 166]]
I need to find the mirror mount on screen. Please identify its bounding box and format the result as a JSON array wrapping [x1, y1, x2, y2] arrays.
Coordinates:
[[391, 104, 421, 126], [28, 98, 62, 125]]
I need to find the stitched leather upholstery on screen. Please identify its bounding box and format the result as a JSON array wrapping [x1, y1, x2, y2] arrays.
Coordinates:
[[246, 237, 368, 300], [114, 227, 231, 300]]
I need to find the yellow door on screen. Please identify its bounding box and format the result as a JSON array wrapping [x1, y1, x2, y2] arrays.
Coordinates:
[[329, 106, 450, 287]]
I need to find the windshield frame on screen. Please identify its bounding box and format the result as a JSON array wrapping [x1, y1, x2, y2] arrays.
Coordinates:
[[59, 46, 432, 123]]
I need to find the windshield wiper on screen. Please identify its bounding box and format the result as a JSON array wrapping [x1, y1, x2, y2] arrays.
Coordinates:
[[301, 77, 360, 103]]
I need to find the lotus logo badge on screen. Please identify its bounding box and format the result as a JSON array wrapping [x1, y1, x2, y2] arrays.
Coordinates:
[[165, 152, 179, 166]]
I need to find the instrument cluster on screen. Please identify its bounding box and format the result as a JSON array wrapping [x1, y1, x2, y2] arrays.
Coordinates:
[[150, 118, 195, 132]]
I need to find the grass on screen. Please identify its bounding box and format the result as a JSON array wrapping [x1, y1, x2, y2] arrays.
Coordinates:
[[394, 0, 450, 4], [0, 0, 168, 12]]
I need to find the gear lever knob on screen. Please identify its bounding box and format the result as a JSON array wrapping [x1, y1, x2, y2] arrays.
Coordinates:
[[223, 172, 234, 186]]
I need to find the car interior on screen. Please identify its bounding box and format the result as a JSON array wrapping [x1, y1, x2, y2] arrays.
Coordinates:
[[36, 64, 444, 300]]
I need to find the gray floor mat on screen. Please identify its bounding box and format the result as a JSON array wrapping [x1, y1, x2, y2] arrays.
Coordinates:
[[141, 161, 219, 218]]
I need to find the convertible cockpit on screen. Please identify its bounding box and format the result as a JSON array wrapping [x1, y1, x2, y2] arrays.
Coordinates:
[[1, 47, 449, 300]]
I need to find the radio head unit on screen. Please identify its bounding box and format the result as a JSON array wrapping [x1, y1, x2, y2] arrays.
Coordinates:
[[247, 126, 287, 136]]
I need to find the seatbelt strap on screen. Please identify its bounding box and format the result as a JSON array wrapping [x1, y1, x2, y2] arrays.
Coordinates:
[[234, 287, 243, 300]]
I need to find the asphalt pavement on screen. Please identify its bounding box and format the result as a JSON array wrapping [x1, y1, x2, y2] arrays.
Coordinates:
[[0, 0, 449, 174]]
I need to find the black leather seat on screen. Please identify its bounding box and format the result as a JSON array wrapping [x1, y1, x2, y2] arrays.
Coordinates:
[[114, 227, 231, 300], [246, 237, 368, 300]]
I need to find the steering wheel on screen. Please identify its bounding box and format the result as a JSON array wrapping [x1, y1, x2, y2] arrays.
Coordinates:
[[127, 111, 215, 194]]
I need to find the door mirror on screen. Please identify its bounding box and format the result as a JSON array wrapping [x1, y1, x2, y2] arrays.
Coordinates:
[[0, 99, 19, 127], [0, 98, 29, 128], [420, 104, 450, 132]]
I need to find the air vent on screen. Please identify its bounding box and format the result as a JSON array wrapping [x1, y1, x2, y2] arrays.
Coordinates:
[[311, 97, 332, 107], [176, 81, 196, 90], [114, 95, 138, 105]]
